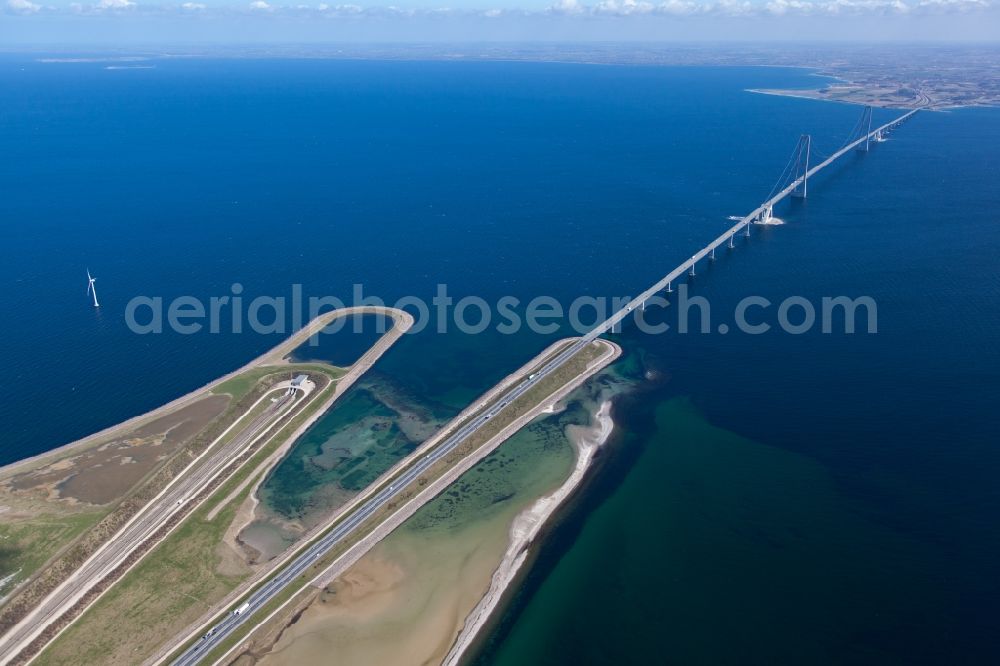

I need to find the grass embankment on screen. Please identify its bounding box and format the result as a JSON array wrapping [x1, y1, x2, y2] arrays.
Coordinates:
[[33, 367, 342, 666], [0, 512, 104, 600], [194, 341, 609, 665], [213, 364, 342, 402]]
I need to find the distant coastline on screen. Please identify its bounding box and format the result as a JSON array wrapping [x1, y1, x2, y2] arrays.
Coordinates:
[[747, 88, 935, 110], [22, 43, 997, 111]]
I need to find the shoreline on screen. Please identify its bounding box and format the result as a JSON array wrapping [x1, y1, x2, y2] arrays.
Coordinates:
[[442, 397, 616, 666], [747, 87, 954, 111], [194, 339, 621, 666], [0, 306, 409, 480]]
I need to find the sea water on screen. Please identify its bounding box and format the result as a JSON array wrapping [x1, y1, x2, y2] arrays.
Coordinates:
[[2, 56, 998, 663]]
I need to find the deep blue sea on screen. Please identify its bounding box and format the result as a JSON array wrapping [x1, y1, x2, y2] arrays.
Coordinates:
[[2, 56, 998, 663]]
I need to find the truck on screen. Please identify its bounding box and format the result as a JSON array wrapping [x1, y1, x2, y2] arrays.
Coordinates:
[[233, 602, 250, 616]]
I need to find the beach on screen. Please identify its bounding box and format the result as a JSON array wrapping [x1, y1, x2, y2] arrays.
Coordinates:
[[251, 392, 617, 666], [443, 398, 615, 666]]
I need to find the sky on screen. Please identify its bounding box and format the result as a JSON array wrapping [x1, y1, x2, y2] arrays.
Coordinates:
[[2, 0, 999, 45]]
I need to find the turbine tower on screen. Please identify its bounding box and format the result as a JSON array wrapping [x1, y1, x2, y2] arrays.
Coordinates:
[[86, 269, 100, 308]]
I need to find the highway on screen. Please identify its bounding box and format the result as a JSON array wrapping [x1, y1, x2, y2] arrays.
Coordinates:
[[172, 338, 603, 665], [172, 108, 917, 666], [0, 382, 310, 666]]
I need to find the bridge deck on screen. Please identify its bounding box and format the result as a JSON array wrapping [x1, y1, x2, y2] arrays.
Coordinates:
[[589, 108, 918, 339]]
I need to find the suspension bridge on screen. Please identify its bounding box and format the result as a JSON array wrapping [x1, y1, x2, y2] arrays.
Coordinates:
[[587, 105, 919, 339]]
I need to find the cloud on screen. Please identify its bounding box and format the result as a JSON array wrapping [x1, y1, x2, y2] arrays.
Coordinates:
[[655, 0, 704, 14], [6, 0, 42, 13], [594, 0, 656, 15], [916, 0, 991, 10], [549, 0, 586, 14], [546, 0, 994, 15], [549, 0, 993, 17], [95, 0, 135, 9], [321, 3, 363, 13], [3, 0, 995, 19]]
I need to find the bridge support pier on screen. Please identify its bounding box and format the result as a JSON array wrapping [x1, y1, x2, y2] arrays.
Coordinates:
[[665, 281, 672, 293], [710, 247, 716, 260], [689, 263, 696, 277], [728, 234, 735, 249], [744, 223, 751, 237]]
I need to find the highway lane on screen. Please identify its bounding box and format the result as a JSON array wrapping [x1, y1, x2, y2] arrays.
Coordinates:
[[0, 384, 307, 666]]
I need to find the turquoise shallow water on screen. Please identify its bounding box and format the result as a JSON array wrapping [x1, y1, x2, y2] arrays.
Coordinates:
[[1, 57, 998, 663]]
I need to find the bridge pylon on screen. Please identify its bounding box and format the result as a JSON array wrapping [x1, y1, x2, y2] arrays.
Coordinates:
[[791, 134, 811, 199], [858, 105, 874, 152]]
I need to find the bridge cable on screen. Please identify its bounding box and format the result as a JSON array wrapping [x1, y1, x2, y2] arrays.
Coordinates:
[[810, 105, 876, 166], [762, 140, 803, 203], [763, 105, 872, 208]]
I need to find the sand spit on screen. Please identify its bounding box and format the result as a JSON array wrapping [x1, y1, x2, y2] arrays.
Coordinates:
[[442, 398, 615, 666]]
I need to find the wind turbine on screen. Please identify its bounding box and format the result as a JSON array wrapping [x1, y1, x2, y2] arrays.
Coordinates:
[[86, 269, 100, 308]]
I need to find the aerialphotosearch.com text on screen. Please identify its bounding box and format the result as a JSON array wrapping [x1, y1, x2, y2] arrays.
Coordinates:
[[125, 283, 877, 341]]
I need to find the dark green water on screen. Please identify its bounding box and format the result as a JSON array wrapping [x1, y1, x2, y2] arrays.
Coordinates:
[[477, 396, 960, 664]]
